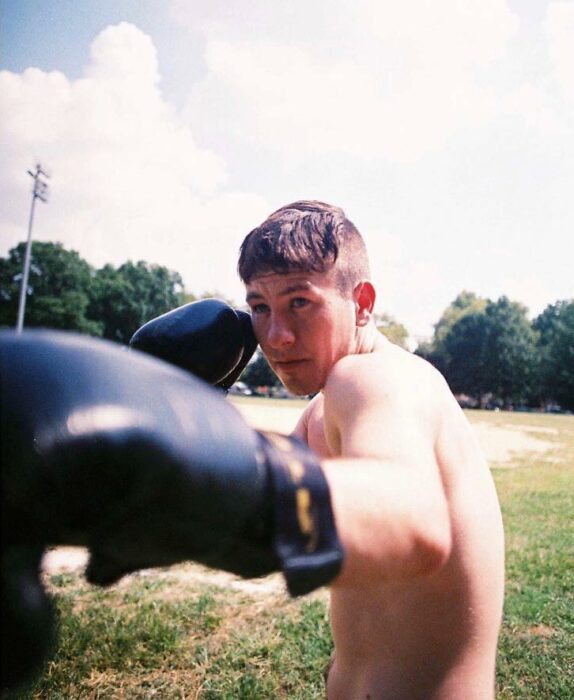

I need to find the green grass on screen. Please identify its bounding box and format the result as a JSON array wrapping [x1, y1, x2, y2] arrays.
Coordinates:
[[483, 411, 574, 699], [6, 577, 332, 699], [4, 407, 574, 699]]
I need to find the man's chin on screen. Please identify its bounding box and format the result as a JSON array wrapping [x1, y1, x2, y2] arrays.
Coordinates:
[[278, 376, 321, 397]]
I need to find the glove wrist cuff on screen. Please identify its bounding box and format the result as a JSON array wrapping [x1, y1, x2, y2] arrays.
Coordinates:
[[258, 432, 344, 596]]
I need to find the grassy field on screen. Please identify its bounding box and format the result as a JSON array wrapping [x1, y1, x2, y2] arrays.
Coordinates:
[[4, 407, 573, 699], [485, 411, 574, 699]]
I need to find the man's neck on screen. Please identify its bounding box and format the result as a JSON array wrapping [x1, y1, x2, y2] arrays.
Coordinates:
[[354, 322, 383, 355]]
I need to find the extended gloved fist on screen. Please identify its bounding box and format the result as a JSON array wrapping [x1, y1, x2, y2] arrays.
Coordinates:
[[130, 298, 257, 390], [1, 330, 343, 690], [1, 545, 55, 692]]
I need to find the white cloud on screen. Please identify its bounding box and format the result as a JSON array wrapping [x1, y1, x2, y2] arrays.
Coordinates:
[[492, 2, 574, 136], [86, 22, 160, 86], [545, 1, 574, 102], [182, 0, 520, 162], [2, 5, 572, 342], [493, 274, 561, 319], [362, 0, 518, 67], [358, 223, 446, 341], [0, 22, 269, 303], [499, 82, 567, 133]]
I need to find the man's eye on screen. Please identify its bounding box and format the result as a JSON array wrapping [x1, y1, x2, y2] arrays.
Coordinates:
[[251, 303, 269, 314], [291, 297, 310, 309]]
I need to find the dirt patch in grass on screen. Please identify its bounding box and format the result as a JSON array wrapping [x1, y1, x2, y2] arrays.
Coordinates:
[[42, 552, 330, 605], [524, 624, 557, 639], [231, 396, 305, 433], [471, 421, 555, 466]]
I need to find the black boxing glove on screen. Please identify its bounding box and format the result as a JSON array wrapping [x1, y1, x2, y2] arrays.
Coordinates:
[[129, 299, 257, 390], [1, 327, 343, 619], [1, 545, 56, 691], [1, 330, 343, 688]]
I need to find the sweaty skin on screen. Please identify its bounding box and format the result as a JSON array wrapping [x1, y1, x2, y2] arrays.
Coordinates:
[[247, 270, 505, 700]]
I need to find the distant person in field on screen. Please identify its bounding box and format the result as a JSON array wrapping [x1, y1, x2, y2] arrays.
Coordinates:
[[238, 200, 505, 699]]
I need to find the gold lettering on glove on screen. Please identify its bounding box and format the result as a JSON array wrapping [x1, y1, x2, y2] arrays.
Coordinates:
[[296, 488, 318, 552], [287, 458, 304, 484]]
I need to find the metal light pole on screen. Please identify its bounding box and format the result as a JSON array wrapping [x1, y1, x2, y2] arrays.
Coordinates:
[[16, 164, 50, 334]]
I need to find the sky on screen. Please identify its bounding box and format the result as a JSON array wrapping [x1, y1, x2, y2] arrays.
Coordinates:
[[1, 0, 572, 345]]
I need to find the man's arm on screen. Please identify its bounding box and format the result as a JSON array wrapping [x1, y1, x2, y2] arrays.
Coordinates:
[[1, 330, 344, 690], [291, 394, 320, 442], [320, 351, 453, 587]]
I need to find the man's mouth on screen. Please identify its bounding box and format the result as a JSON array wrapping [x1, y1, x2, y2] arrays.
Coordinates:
[[273, 359, 308, 371]]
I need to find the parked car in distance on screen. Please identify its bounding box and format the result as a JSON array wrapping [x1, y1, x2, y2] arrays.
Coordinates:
[[228, 381, 253, 396]]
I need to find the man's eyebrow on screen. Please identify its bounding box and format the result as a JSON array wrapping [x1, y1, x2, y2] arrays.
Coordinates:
[[245, 283, 313, 303], [280, 283, 313, 295]]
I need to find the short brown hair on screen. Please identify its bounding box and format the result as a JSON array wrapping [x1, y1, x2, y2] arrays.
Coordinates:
[[238, 200, 370, 294]]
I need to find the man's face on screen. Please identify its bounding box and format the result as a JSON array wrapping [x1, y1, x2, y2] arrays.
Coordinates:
[[245, 269, 357, 395]]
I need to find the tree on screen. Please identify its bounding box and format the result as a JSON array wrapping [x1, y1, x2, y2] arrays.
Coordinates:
[[0, 242, 102, 335], [442, 310, 490, 402], [88, 261, 184, 343], [415, 291, 487, 374], [183, 290, 238, 307], [241, 350, 281, 389], [375, 313, 409, 349], [441, 296, 539, 406], [0, 242, 185, 343], [534, 300, 574, 410], [481, 297, 539, 406], [434, 291, 487, 346]]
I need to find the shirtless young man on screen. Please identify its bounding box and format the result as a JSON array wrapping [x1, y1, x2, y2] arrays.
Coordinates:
[[239, 200, 505, 699], [0, 201, 504, 697]]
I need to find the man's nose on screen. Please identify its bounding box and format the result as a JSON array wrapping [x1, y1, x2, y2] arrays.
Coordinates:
[[266, 315, 296, 350]]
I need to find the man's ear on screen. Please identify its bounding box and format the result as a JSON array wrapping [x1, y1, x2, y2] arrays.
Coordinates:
[[353, 281, 376, 327]]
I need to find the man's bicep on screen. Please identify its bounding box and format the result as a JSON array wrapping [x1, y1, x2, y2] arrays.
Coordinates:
[[341, 405, 435, 473]]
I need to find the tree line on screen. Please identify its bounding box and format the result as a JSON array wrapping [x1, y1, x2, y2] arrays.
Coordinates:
[[0, 242, 185, 344], [1, 242, 572, 411], [415, 291, 574, 412]]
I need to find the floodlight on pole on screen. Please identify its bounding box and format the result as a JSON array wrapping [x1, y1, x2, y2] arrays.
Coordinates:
[[16, 164, 50, 334]]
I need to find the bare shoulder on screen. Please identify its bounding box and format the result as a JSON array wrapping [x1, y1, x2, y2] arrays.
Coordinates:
[[325, 341, 449, 412], [322, 342, 452, 458]]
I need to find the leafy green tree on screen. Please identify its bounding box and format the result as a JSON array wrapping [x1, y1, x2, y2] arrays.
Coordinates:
[[434, 291, 487, 345], [89, 261, 184, 343], [241, 350, 281, 389], [442, 310, 490, 402], [375, 313, 409, 349], [534, 300, 574, 410], [0, 242, 185, 343], [441, 296, 539, 406], [0, 242, 102, 335], [481, 296, 539, 406], [415, 291, 486, 374], [182, 291, 239, 307]]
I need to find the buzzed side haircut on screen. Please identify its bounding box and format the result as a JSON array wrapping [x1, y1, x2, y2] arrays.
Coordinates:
[[238, 200, 371, 295]]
